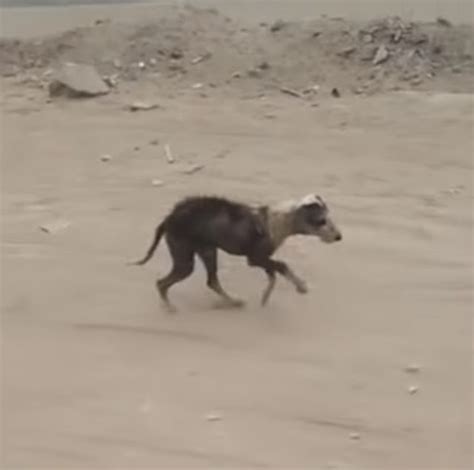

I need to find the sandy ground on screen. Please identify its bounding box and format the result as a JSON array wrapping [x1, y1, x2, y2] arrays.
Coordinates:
[[1, 2, 474, 470], [1, 82, 473, 468]]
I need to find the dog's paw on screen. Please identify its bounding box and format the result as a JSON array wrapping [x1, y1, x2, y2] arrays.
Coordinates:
[[295, 280, 308, 294]]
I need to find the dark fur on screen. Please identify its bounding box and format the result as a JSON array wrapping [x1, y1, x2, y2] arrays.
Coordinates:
[[132, 196, 312, 310]]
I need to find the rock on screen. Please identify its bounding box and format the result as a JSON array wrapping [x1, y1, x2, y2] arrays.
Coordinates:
[[312, 30, 321, 38], [49, 63, 109, 98], [149, 139, 159, 146], [331, 88, 341, 98], [151, 179, 164, 187], [169, 49, 183, 60], [191, 82, 204, 89], [164, 144, 175, 164], [127, 101, 161, 112], [436, 17, 452, 27], [205, 413, 222, 422], [408, 385, 419, 395], [373, 45, 389, 65], [404, 364, 421, 374], [337, 46, 357, 58], [138, 61, 146, 70], [258, 61, 270, 70], [103, 74, 119, 88], [39, 219, 70, 234], [270, 19, 286, 32], [360, 45, 377, 61], [100, 154, 112, 162], [349, 432, 360, 440], [362, 33, 373, 43]]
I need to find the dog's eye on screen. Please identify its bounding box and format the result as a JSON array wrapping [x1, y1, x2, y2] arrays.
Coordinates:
[[313, 218, 326, 227]]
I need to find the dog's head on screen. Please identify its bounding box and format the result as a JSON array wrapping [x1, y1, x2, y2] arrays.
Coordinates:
[[292, 194, 342, 243]]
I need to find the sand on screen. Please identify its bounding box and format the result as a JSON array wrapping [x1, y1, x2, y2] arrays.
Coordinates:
[[1, 2, 473, 469]]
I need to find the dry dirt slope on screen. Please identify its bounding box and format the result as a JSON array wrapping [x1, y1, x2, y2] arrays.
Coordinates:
[[1, 82, 473, 468]]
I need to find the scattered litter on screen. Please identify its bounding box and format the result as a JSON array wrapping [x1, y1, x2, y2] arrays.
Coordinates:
[[280, 87, 304, 99], [100, 154, 112, 162], [373, 45, 390, 65], [39, 219, 71, 234], [205, 413, 222, 422], [349, 432, 360, 440], [151, 179, 164, 187], [405, 364, 421, 374], [181, 163, 204, 175], [191, 82, 204, 89], [164, 144, 175, 164], [191, 52, 212, 65], [331, 87, 341, 98], [408, 385, 419, 395], [127, 101, 161, 112]]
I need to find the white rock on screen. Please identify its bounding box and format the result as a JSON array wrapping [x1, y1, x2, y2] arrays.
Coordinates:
[[408, 385, 419, 395], [100, 154, 112, 162], [205, 413, 222, 422], [373, 45, 390, 65], [349, 432, 360, 440], [151, 179, 164, 187]]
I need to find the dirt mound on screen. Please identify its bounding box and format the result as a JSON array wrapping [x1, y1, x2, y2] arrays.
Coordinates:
[[1, 6, 472, 95]]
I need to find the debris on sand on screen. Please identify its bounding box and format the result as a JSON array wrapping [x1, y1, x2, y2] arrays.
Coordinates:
[[127, 101, 161, 112], [270, 19, 286, 32], [404, 364, 421, 374], [205, 413, 222, 422], [181, 163, 204, 175], [100, 154, 112, 162], [164, 144, 175, 164], [191, 52, 212, 65], [48, 63, 109, 98], [373, 45, 390, 65], [39, 219, 71, 234], [280, 87, 304, 99]]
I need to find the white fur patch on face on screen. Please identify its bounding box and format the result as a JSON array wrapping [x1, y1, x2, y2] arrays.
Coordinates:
[[299, 194, 326, 208]]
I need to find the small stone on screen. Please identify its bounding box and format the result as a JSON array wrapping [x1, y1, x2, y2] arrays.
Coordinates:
[[169, 49, 184, 60], [408, 385, 419, 395], [436, 17, 452, 27], [138, 61, 146, 70], [231, 71, 241, 79], [405, 364, 421, 374], [191, 52, 212, 65], [349, 432, 360, 440], [100, 154, 112, 162], [205, 413, 222, 422], [149, 139, 159, 146], [337, 46, 356, 58], [191, 82, 204, 89], [331, 88, 341, 98], [151, 179, 164, 187], [270, 19, 286, 32], [373, 45, 389, 65], [39, 219, 71, 234]]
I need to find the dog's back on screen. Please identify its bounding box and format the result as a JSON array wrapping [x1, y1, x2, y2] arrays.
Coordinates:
[[166, 196, 265, 255]]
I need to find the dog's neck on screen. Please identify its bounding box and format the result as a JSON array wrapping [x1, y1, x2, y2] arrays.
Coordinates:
[[257, 204, 299, 250]]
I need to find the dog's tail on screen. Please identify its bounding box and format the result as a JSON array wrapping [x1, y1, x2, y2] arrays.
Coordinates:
[[128, 219, 167, 266]]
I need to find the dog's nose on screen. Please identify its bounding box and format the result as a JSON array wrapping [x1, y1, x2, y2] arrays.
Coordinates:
[[335, 233, 342, 241]]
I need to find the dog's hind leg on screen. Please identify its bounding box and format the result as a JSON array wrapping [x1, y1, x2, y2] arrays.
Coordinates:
[[197, 247, 244, 308], [157, 236, 195, 312]]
